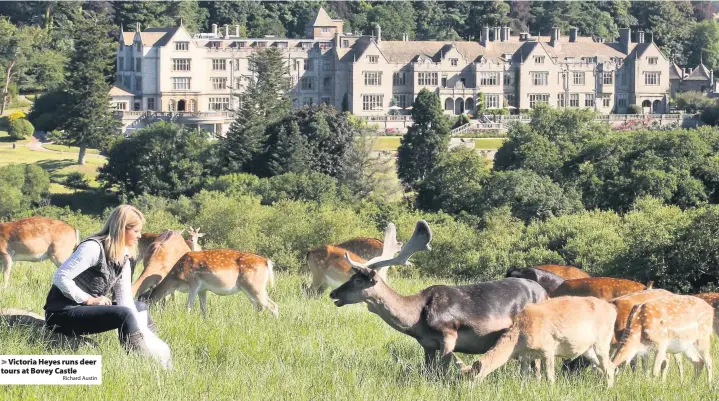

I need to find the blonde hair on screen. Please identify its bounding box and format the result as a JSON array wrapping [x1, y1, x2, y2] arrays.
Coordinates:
[[94, 205, 145, 265]]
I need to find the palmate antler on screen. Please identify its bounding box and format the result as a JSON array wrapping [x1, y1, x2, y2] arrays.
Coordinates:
[[345, 220, 432, 271]]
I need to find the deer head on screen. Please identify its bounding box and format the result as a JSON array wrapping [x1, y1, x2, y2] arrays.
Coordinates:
[[329, 220, 432, 306]]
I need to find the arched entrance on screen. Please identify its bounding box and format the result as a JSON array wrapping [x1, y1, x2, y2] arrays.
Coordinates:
[[652, 100, 661, 113], [641, 100, 651, 114], [465, 98, 475, 114], [177, 99, 186, 112], [445, 98, 454, 112], [455, 98, 464, 115]]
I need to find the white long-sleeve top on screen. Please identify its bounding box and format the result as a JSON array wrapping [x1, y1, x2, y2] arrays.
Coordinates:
[[52, 241, 136, 311]]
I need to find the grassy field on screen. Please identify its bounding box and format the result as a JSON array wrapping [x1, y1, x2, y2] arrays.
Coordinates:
[[372, 136, 505, 152], [0, 260, 713, 401], [43, 144, 101, 155], [0, 145, 105, 188]]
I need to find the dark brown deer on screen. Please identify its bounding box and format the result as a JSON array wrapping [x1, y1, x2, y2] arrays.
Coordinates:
[[329, 220, 548, 372], [0, 217, 79, 288]]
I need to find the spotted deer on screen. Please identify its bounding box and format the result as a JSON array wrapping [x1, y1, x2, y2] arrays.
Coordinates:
[[612, 295, 713, 383], [147, 249, 278, 318], [138, 227, 204, 262], [609, 289, 685, 377], [132, 230, 191, 297], [695, 293, 719, 336], [329, 220, 548, 372], [459, 296, 617, 387], [551, 277, 647, 300], [0, 217, 80, 288], [535, 264, 590, 280], [305, 225, 401, 296]]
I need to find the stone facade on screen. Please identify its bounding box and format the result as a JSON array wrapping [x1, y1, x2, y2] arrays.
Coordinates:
[[112, 8, 673, 135]]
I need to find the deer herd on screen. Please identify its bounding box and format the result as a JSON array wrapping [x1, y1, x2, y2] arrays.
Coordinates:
[[3, 215, 719, 387]]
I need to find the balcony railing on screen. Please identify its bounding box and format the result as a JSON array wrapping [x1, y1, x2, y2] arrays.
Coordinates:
[[114, 111, 234, 120]]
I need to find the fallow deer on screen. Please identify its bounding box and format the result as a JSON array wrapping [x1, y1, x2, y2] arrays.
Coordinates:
[[147, 249, 278, 318], [329, 220, 549, 372], [506, 268, 566, 293], [132, 230, 191, 297], [612, 295, 714, 383], [551, 277, 647, 300], [694, 292, 719, 336], [305, 225, 401, 296], [0, 217, 79, 288], [609, 289, 684, 377], [186, 226, 204, 251], [459, 296, 617, 387], [535, 264, 590, 280]]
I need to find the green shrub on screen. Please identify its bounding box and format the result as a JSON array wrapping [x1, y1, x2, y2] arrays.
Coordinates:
[[63, 172, 89, 190], [8, 118, 34, 140]]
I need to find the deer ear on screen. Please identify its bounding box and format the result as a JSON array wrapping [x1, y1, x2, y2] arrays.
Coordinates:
[[197, 233, 205, 237]]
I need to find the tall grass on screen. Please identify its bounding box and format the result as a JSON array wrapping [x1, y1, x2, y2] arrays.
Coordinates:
[[0, 260, 714, 401]]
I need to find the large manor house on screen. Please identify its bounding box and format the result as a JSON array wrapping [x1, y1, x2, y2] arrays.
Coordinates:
[[112, 8, 713, 135]]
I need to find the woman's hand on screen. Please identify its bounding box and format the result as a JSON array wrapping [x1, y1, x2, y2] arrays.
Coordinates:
[[84, 295, 112, 306]]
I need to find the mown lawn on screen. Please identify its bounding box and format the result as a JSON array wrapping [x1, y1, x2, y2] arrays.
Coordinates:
[[474, 138, 506, 149], [372, 136, 402, 151], [43, 144, 101, 155], [0, 260, 712, 401], [0, 146, 105, 189]]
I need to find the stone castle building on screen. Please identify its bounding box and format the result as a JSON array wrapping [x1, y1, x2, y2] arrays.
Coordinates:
[[112, 8, 673, 135]]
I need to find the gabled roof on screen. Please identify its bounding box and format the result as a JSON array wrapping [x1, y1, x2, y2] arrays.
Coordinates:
[[109, 85, 133, 97], [685, 62, 712, 81], [140, 27, 179, 47], [307, 7, 338, 27], [121, 32, 134, 46], [669, 62, 684, 80]]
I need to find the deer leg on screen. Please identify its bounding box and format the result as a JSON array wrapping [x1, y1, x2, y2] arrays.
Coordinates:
[[543, 351, 556, 385], [198, 291, 208, 318], [186, 282, 201, 314], [1, 253, 12, 289], [439, 330, 459, 372], [695, 335, 713, 385], [423, 347, 439, 374], [593, 343, 615, 388], [652, 342, 668, 380], [534, 359, 542, 382]]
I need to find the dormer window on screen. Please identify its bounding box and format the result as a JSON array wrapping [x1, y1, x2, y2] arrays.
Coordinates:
[[256, 41, 267, 48], [368, 55, 379, 64], [648, 57, 658, 65], [209, 41, 221, 49], [503, 53, 512, 61], [301, 42, 313, 50], [534, 56, 545, 64], [319, 42, 330, 50], [235, 41, 246, 48], [276, 42, 288, 48]]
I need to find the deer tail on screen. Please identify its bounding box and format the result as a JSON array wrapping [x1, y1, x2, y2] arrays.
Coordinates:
[[267, 259, 275, 288]]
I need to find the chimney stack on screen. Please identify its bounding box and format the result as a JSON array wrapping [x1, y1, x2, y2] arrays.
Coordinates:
[[211, 23, 218, 36], [503, 27, 510, 42], [618, 28, 631, 54], [551, 26, 560, 46], [500, 26, 507, 42], [136, 22, 141, 32], [235, 25, 240, 37], [224, 24, 229, 38], [481, 26, 490, 47], [375, 24, 381, 44], [637, 30, 645, 44], [493, 27, 500, 42], [569, 27, 578, 43]]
